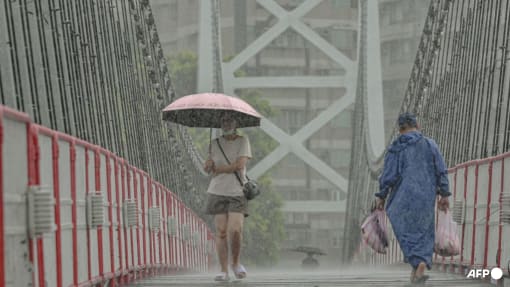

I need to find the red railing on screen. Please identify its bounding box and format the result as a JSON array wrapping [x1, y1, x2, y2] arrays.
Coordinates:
[[0, 105, 215, 287], [438, 152, 509, 276], [367, 149, 510, 281]]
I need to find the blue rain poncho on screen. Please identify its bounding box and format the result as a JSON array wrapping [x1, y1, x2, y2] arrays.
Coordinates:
[[375, 131, 450, 269]]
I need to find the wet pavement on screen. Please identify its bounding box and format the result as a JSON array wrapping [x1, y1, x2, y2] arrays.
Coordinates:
[[128, 264, 498, 286]]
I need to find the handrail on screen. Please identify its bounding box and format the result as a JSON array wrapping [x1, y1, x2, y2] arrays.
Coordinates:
[[0, 105, 215, 287], [365, 150, 510, 280]]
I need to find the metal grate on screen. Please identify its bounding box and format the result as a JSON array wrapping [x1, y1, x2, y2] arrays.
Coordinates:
[[27, 186, 55, 238], [501, 193, 510, 224], [181, 224, 190, 241], [167, 216, 178, 236], [123, 200, 138, 228], [87, 192, 105, 228], [451, 199, 465, 225], [149, 207, 161, 231]]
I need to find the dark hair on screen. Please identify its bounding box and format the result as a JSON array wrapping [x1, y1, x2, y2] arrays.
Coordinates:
[[398, 112, 417, 129]]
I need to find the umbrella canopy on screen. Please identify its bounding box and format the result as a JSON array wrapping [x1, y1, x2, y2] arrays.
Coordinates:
[[288, 246, 327, 256], [162, 93, 261, 128]]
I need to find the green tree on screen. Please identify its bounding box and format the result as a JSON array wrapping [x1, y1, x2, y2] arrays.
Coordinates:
[[168, 51, 198, 96], [168, 50, 286, 266], [240, 175, 285, 266], [236, 89, 285, 266]]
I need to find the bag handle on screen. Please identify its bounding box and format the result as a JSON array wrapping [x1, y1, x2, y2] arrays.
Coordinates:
[[216, 138, 245, 187]]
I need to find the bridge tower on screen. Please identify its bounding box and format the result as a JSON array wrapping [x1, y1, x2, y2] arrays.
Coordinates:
[[197, 0, 385, 259]]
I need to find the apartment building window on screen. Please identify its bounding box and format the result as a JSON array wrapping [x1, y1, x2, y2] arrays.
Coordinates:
[[266, 66, 303, 76], [294, 213, 308, 224], [331, 111, 352, 128], [316, 69, 330, 76], [285, 153, 303, 167], [271, 30, 305, 49], [382, 40, 413, 65], [384, 79, 408, 97], [285, 213, 294, 224], [280, 109, 305, 133], [402, 1, 421, 23], [316, 230, 330, 246], [288, 0, 305, 8], [333, 0, 357, 9], [317, 188, 331, 200], [310, 214, 330, 229], [285, 109, 299, 126], [283, 190, 295, 201], [289, 31, 306, 48], [381, 2, 409, 25], [286, 212, 309, 225], [271, 35, 289, 48], [246, 26, 257, 44], [319, 150, 330, 163], [297, 230, 311, 244], [330, 29, 356, 51], [330, 150, 350, 168], [296, 190, 311, 201], [381, 5, 390, 26], [390, 4, 404, 24], [293, 190, 303, 201]]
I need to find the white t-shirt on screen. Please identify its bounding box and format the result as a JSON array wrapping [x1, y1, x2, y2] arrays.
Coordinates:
[[206, 135, 252, 196]]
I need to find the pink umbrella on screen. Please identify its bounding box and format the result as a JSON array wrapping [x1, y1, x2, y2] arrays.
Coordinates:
[[162, 93, 261, 128]]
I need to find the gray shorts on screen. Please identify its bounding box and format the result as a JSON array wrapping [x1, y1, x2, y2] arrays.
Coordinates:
[[205, 193, 249, 217]]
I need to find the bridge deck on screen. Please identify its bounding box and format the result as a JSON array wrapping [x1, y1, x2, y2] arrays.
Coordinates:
[[128, 265, 495, 286]]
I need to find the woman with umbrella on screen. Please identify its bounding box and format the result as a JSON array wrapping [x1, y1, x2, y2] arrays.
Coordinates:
[[162, 93, 261, 282], [204, 112, 251, 281]]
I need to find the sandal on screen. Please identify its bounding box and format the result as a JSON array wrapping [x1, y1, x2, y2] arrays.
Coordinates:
[[214, 272, 229, 282], [410, 269, 416, 282], [232, 264, 247, 279], [412, 275, 429, 285], [411, 262, 429, 284]]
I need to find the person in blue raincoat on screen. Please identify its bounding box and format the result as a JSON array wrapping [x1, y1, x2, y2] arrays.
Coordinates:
[[375, 112, 450, 284]]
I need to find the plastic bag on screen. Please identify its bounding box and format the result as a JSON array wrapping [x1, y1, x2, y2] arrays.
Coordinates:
[[361, 209, 389, 254], [434, 209, 460, 257]]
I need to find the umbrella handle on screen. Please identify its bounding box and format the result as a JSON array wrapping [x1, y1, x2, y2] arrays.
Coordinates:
[[209, 128, 212, 156]]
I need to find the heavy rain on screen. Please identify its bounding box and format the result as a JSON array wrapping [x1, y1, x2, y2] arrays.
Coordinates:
[[0, 0, 509, 286]]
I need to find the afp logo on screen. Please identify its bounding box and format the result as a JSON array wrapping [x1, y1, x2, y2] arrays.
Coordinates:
[[466, 268, 503, 280]]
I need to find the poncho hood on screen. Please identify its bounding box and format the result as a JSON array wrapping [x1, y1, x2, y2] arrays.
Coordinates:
[[388, 131, 423, 152]]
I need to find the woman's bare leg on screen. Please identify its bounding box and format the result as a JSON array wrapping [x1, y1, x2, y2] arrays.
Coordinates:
[[214, 214, 229, 273], [227, 212, 245, 269]]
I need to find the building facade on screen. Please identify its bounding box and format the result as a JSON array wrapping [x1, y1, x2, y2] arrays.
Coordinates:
[[379, 0, 429, 136], [152, 0, 428, 265]]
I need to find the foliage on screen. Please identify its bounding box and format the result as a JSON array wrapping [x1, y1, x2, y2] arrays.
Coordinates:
[[167, 51, 198, 97], [240, 176, 285, 266], [235, 90, 284, 266], [167, 50, 286, 266], [237, 89, 279, 165]]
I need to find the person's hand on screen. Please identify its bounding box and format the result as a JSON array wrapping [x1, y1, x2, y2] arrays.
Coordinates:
[[375, 197, 385, 210], [438, 196, 449, 211], [204, 159, 215, 173]]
